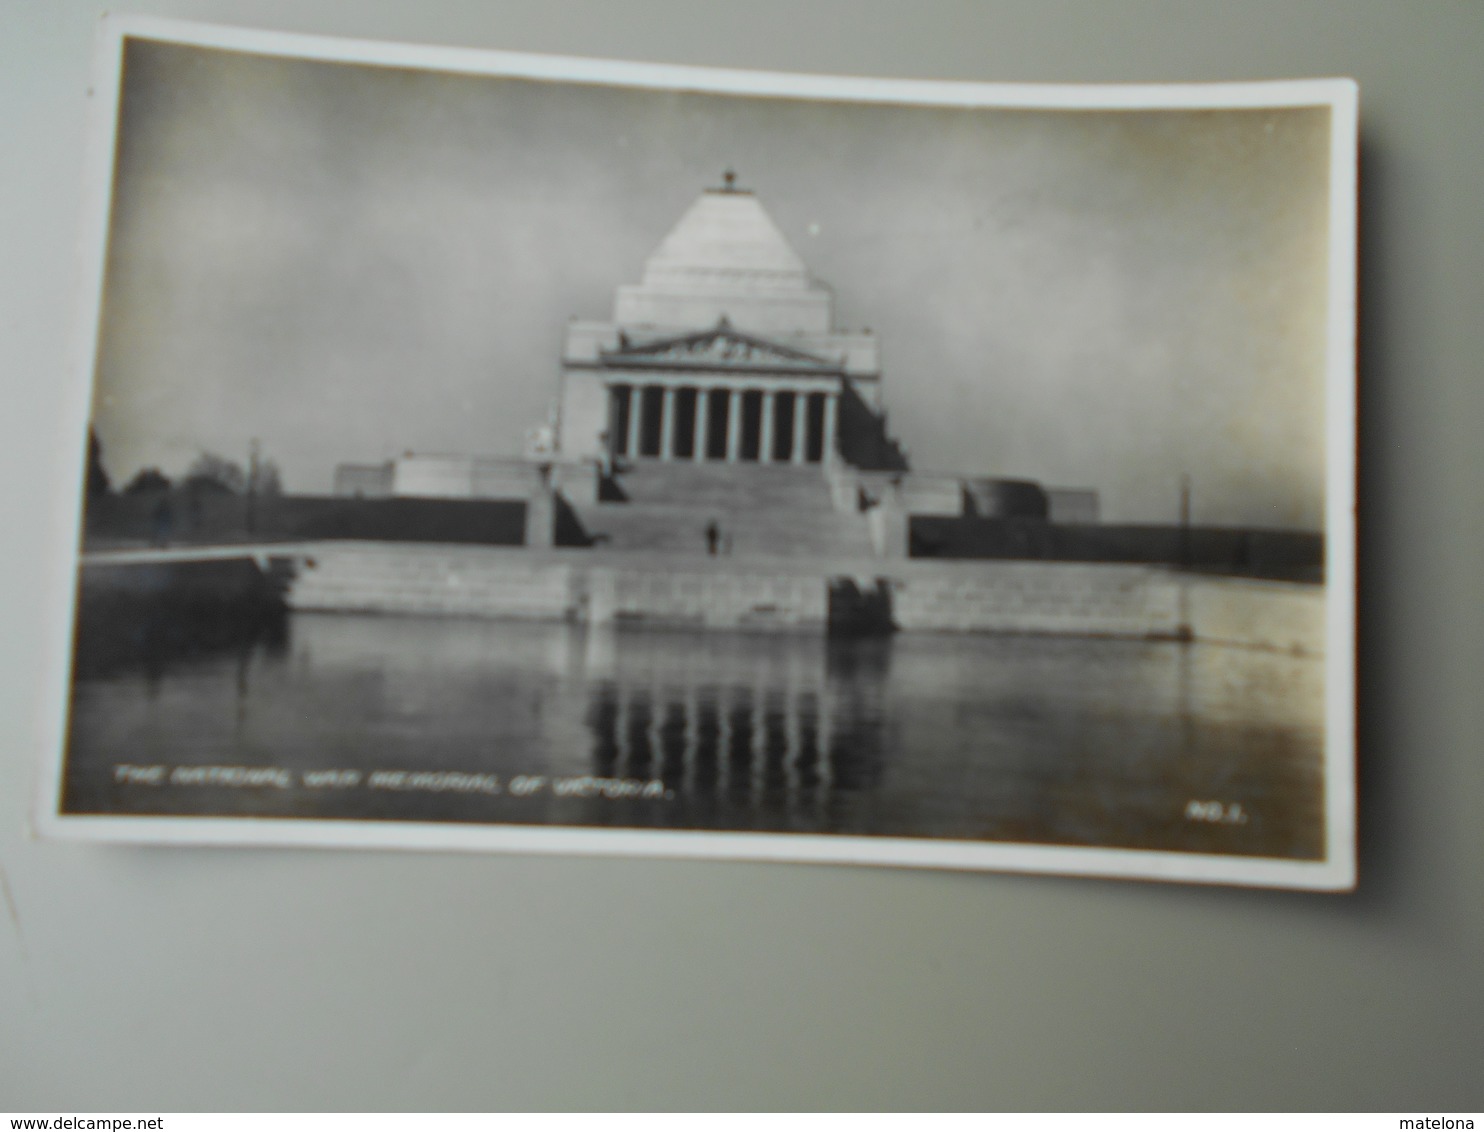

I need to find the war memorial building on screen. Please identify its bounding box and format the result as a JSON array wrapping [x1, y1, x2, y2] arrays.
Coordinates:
[[334, 172, 1093, 556], [555, 170, 888, 473]]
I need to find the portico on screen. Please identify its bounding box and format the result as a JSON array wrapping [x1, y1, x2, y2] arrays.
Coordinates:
[[593, 321, 842, 465], [609, 381, 837, 465]]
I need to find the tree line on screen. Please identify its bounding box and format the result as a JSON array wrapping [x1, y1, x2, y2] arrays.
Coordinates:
[[87, 428, 283, 498]]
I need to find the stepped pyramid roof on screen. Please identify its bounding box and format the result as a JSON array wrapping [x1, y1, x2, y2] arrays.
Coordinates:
[[642, 186, 810, 285], [613, 175, 833, 336]]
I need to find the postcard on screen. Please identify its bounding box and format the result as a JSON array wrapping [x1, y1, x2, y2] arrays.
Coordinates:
[[38, 16, 1357, 889]]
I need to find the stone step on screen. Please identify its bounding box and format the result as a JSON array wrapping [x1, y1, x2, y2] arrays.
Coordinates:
[[614, 460, 837, 512], [571, 502, 874, 559]]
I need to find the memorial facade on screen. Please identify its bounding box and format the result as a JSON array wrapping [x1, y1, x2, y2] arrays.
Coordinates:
[[334, 174, 1089, 531], [555, 173, 890, 470]]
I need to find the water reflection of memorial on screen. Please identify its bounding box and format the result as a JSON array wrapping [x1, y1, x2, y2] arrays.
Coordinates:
[[581, 633, 889, 827]]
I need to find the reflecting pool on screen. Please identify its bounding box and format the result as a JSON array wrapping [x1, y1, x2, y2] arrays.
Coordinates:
[[64, 612, 1326, 858]]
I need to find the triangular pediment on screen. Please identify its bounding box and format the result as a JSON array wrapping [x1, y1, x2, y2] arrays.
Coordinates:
[[601, 323, 842, 374]]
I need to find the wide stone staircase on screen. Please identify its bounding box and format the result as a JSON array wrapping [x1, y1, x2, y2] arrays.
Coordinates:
[[569, 460, 874, 559]]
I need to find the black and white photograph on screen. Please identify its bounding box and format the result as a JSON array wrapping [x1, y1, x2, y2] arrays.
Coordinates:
[[41, 17, 1357, 888]]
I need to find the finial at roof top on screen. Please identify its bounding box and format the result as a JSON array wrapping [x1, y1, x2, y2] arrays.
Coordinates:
[[710, 167, 752, 193], [705, 168, 750, 194]]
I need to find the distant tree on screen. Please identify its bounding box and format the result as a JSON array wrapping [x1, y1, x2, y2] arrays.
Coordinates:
[[123, 467, 172, 494], [183, 451, 248, 494], [86, 428, 110, 497]]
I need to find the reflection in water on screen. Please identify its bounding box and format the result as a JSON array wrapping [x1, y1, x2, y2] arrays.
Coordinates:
[[71, 576, 290, 686], [576, 632, 898, 832], [584, 665, 878, 827], [64, 612, 1326, 859]]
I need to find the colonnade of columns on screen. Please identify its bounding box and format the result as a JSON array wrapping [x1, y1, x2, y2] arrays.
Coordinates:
[[610, 382, 838, 465]]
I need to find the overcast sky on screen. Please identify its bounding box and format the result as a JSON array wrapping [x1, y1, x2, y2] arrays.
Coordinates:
[[90, 38, 1335, 527]]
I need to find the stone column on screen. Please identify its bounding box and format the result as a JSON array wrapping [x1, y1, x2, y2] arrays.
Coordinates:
[[725, 387, 743, 463], [692, 388, 709, 462], [791, 391, 808, 465], [625, 384, 642, 459], [659, 386, 676, 461], [821, 393, 839, 465], [759, 390, 775, 465]]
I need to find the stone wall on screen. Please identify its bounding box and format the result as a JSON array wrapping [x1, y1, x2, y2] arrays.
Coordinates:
[[1186, 575, 1329, 655], [287, 544, 824, 629], [83, 493, 529, 549], [911, 516, 1324, 582], [888, 561, 1325, 654], [360, 454, 598, 507], [900, 475, 965, 516], [332, 463, 393, 498], [391, 455, 483, 498], [555, 369, 611, 464], [890, 560, 1181, 638], [587, 567, 825, 630], [279, 542, 1326, 654], [1046, 487, 1100, 524], [288, 543, 574, 619]]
